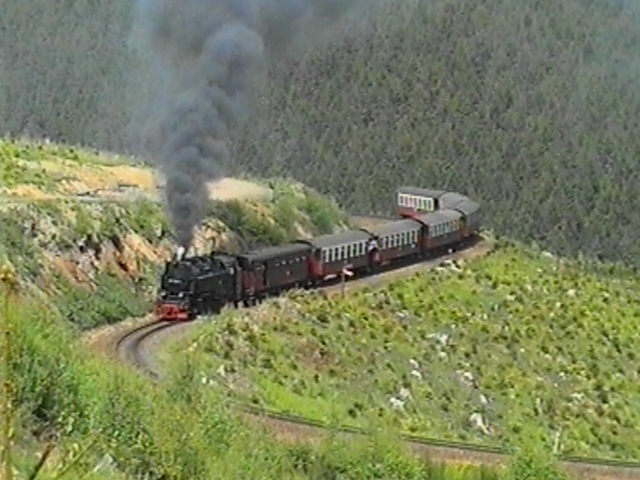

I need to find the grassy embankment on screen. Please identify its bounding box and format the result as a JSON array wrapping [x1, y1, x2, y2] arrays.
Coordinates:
[[0, 139, 543, 480], [163, 239, 640, 464]]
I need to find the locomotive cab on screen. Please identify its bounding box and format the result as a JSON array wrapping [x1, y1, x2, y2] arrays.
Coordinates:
[[155, 254, 241, 321]]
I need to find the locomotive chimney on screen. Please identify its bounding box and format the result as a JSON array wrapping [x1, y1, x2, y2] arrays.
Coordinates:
[[176, 246, 186, 260]]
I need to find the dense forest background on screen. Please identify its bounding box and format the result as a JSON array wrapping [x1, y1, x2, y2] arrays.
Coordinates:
[[1, 0, 639, 265]]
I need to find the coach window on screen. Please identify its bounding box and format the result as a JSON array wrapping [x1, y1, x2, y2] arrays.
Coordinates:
[[340, 246, 345, 259]]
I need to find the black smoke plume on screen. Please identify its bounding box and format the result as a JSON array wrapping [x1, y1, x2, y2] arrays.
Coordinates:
[[132, 0, 363, 248]]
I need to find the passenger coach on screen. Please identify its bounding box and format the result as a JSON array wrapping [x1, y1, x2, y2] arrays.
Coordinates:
[[299, 230, 373, 282], [396, 186, 445, 218]]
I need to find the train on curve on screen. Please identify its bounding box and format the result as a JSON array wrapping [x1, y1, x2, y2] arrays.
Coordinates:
[[154, 186, 482, 321]]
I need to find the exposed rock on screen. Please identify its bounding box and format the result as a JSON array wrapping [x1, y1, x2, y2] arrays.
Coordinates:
[[398, 387, 411, 400], [468, 412, 491, 435], [389, 397, 405, 411]]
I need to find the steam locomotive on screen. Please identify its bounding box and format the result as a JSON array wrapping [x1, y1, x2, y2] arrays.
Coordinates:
[[154, 186, 482, 321]]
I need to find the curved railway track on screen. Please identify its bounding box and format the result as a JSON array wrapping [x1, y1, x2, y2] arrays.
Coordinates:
[[110, 234, 640, 480]]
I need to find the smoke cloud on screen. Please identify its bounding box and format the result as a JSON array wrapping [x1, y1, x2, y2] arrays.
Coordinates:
[[132, 0, 363, 248]]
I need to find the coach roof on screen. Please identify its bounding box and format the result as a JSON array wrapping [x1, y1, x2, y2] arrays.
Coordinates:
[[300, 229, 372, 249], [414, 209, 462, 226], [439, 192, 468, 208], [361, 219, 421, 238], [239, 242, 310, 263], [396, 186, 447, 198]]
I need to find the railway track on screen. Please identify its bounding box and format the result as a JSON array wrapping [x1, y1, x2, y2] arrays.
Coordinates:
[[114, 320, 178, 379], [109, 235, 640, 480]]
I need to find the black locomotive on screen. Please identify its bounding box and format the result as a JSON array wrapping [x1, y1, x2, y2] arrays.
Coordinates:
[[154, 186, 482, 321]]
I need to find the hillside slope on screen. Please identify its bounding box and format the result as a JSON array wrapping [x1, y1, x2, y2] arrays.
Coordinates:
[[0, 140, 525, 480], [165, 239, 640, 461], [0, 139, 348, 330]]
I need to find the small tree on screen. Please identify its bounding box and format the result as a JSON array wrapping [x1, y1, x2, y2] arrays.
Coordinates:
[[0, 263, 18, 480], [0, 263, 56, 480]]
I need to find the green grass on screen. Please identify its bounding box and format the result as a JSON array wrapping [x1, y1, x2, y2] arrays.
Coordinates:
[[0, 140, 580, 479], [0, 139, 135, 191], [166, 239, 640, 462], [0, 138, 128, 166], [0, 139, 571, 479], [3, 289, 515, 480]]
